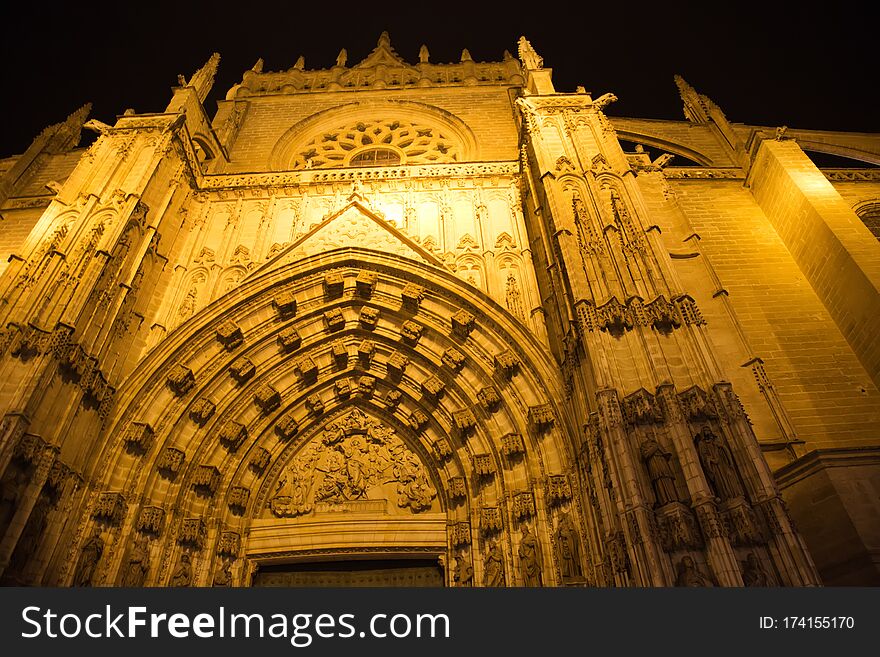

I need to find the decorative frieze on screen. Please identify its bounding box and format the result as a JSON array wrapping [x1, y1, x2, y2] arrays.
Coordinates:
[[401, 283, 424, 309], [254, 384, 281, 414], [92, 492, 126, 524], [178, 518, 207, 549], [192, 465, 221, 495], [513, 491, 535, 519], [275, 411, 299, 440], [189, 398, 216, 425], [122, 422, 154, 454], [166, 364, 196, 396], [218, 421, 248, 451], [494, 350, 520, 378], [546, 474, 572, 505], [136, 506, 165, 535], [271, 290, 297, 317], [216, 321, 244, 351], [228, 486, 250, 513], [323, 271, 344, 297], [217, 531, 241, 557], [229, 357, 256, 384], [451, 309, 475, 337], [528, 404, 555, 431], [250, 447, 271, 474], [500, 432, 524, 457], [277, 326, 302, 352], [473, 453, 494, 478], [386, 350, 408, 375], [324, 308, 345, 331], [157, 448, 185, 478], [401, 320, 423, 345], [481, 506, 503, 533], [433, 438, 453, 461], [477, 386, 500, 411], [452, 409, 477, 435], [359, 306, 379, 329], [356, 270, 378, 297]]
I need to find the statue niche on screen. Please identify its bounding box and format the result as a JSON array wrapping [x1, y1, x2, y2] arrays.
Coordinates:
[[269, 409, 438, 518]]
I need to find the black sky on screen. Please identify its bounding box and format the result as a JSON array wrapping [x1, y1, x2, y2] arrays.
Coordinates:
[[0, 1, 875, 157]]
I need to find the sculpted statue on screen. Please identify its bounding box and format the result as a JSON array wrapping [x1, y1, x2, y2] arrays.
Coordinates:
[[213, 562, 232, 587], [695, 425, 745, 501], [453, 549, 474, 587], [336, 49, 348, 67], [517, 524, 543, 586], [73, 529, 104, 587], [742, 552, 771, 587], [484, 540, 505, 587], [593, 92, 618, 110], [170, 552, 193, 587], [555, 513, 583, 581], [675, 556, 714, 587], [639, 437, 679, 507], [122, 536, 150, 587], [418, 45, 430, 64]]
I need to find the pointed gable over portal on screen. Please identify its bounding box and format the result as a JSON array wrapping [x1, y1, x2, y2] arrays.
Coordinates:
[[248, 196, 445, 279]]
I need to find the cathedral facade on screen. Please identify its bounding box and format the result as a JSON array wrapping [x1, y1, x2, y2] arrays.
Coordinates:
[[0, 34, 877, 587]]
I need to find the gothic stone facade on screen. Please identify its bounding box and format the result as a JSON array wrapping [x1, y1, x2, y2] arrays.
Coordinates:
[[0, 34, 878, 587]]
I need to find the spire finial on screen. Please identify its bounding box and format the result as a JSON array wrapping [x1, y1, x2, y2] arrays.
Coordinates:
[[189, 52, 221, 103], [378, 31, 391, 47], [293, 55, 305, 70], [418, 44, 430, 64], [461, 48, 472, 62], [251, 58, 264, 73], [674, 74, 713, 123], [517, 36, 543, 70], [336, 48, 348, 67]]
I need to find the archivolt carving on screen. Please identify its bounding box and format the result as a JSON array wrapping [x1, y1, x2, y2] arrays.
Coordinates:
[[269, 408, 437, 517]]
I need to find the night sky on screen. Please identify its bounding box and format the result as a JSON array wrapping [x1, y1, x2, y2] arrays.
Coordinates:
[[0, 2, 875, 158]]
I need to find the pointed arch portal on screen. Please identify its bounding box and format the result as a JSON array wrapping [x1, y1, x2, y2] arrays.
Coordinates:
[[87, 234, 575, 587]]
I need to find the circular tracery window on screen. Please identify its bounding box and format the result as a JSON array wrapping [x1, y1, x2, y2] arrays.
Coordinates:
[[294, 118, 460, 169]]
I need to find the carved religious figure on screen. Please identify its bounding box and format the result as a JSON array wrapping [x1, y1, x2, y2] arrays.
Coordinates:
[[453, 549, 474, 587], [336, 49, 348, 67], [639, 437, 679, 507], [674, 556, 714, 587], [170, 552, 193, 587], [270, 409, 436, 517], [695, 425, 745, 501], [518, 524, 543, 586], [73, 529, 104, 587], [213, 562, 232, 587], [484, 540, 505, 587], [122, 536, 150, 587], [742, 552, 771, 587], [178, 285, 197, 319], [555, 513, 583, 582], [505, 272, 525, 320], [517, 36, 543, 69]]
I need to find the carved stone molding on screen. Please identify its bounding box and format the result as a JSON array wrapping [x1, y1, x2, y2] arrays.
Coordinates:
[[192, 465, 221, 496], [216, 321, 244, 351], [92, 492, 126, 524], [189, 398, 216, 426], [157, 448, 185, 479], [136, 506, 165, 536], [501, 432, 524, 457], [277, 327, 302, 352], [528, 404, 555, 431], [451, 309, 475, 337], [254, 385, 281, 414], [272, 290, 297, 317], [167, 365, 196, 396], [122, 422, 154, 454], [230, 357, 256, 384], [178, 518, 207, 549], [218, 421, 248, 452]]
